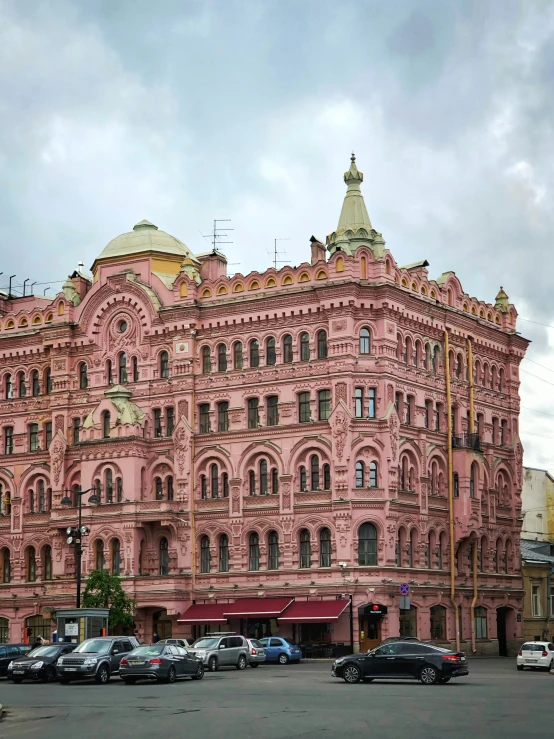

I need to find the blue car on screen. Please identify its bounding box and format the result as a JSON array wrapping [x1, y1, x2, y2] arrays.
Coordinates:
[[259, 637, 302, 664]]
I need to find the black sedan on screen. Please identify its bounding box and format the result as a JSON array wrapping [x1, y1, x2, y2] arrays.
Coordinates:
[[8, 644, 75, 683], [332, 641, 468, 685], [119, 643, 204, 684]]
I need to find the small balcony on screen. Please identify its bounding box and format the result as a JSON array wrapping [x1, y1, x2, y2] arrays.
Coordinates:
[[452, 433, 481, 452]]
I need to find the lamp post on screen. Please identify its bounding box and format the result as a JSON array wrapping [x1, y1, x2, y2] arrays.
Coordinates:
[[60, 487, 100, 608]]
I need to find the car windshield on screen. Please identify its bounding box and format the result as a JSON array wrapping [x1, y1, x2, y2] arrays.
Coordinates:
[[130, 646, 165, 656], [192, 638, 219, 649], [521, 643, 546, 651], [73, 640, 111, 655], [27, 646, 62, 658]]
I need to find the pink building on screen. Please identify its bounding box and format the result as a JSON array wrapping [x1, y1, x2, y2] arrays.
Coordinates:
[[0, 156, 527, 656]]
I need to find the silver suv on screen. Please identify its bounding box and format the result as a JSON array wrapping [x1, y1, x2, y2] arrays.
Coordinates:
[[56, 636, 139, 684], [188, 633, 249, 672]]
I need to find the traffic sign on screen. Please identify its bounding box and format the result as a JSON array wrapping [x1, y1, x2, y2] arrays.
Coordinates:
[[399, 583, 410, 595]]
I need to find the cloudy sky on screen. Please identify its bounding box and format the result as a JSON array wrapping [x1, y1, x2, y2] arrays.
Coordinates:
[[1, 0, 553, 469]]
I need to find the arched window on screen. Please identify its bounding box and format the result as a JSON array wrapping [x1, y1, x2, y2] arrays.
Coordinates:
[[211, 463, 219, 498], [408, 529, 417, 567], [456, 355, 463, 379], [470, 462, 478, 499], [132, 356, 139, 382], [259, 460, 268, 495], [453, 472, 459, 498], [249, 469, 256, 495], [119, 353, 127, 384], [200, 474, 207, 499], [400, 456, 408, 490], [432, 347, 439, 374], [32, 370, 40, 397], [105, 469, 113, 503], [423, 343, 430, 370], [1, 547, 11, 583], [79, 363, 88, 389], [310, 455, 320, 490], [5, 373, 12, 399], [505, 538, 513, 574], [323, 463, 331, 490], [430, 605, 446, 640], [43, 545, 52, 580], [200, 536, 211, 573], [18, 371, 26, 398], [268, 531, 279, 570], [355, 461, 365, 488], [159, 537, 170, 576], [222, 472, 229, 498], [249, 339, 260, 368], [300, 332, 310, 361], [271, 468, 279, 494], [266, 337, 276, 365], [249, 532, 260, 570], [369, 461, 378, 487], [138, 540, 145, 575], [474, 606, 487, 638], [298, 465, 307, 491], [233, 341, 243, 369], [320, 527, 332, 567], [38, 479, 45, 512], [397, 527, 406, 566], [166, 476, 173, 501], [95, 539, 105, 570], [160, 351, 169, 378], [358, 523, 377, 566], [44, 368, 52, 394], [111, 539, 121, 575], [102, 410, 110, 438], [217, 344, 227, 372], [155, 476, 163, 500], [427, 530, 436, 568], [317, 330, 328, 359], [283, 334, 293, 363], [299, 529, 311, 568], [26, 546, 36, 581], [202, 346, 211, 374], [219, 534, 229, 572], [359, 327, 371, 354]]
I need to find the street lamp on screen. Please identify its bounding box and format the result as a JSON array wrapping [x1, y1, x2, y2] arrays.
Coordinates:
[[61, 487, 100, 608]]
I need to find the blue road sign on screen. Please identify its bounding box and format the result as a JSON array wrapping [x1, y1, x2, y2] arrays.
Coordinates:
[[399, 583, 410, 595]]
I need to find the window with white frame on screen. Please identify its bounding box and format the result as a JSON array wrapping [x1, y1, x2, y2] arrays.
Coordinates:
[[532, 584, 542, 617]]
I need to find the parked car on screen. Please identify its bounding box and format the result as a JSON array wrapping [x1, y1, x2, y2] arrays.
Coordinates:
[[8, 644, 75, 683], [516, 642, 554, 671], [120, 643, 204, 684], [258, 637, 302, 664], [56, 636, 139, 684], [188, 633, 249, 672], [332, 641, 468, 684], [156, 638, 190, 648], [246, 638, 266, 667], [0, 645, 33, 678]]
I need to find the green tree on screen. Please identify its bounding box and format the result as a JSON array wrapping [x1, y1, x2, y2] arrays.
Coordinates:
[[82, 570, 135, 631]]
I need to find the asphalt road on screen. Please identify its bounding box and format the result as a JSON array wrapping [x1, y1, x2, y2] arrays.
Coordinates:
[[0, 658, 550, 739]]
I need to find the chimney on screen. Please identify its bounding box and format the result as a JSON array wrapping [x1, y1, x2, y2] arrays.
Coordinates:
[[310, 235, 326, 266], [70, 271, 92, 300], [197, 251, 228, 282]]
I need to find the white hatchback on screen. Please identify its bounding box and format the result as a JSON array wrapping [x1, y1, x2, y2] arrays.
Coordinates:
[[516, 642, 554, 671]]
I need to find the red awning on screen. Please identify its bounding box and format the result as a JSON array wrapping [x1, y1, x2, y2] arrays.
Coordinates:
[[278, 600, 350, 623], [177, 603, 229, 624], [223, 598, 294, 618]]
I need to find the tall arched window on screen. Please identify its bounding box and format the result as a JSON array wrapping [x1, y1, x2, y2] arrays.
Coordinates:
[[317, 330, 328, 359], [268, 531, 279, 570], [271, 468, 279, 494], [79, 363, 88, 389], [408, 529, 417, 567], [111, 539, 121, 575], [300, 529, 311, 568], [44, 368, 52, 394], [323, 464, 331, 490], [105, 469, 113, 503], [397, 527, 406, 566], [358, 523, 377, 566], [249, 339, 260, 368], [427, 530, 436, 568], [38, 479, 45, 512], [155, 476, 163, 500], [320, 528, 332, 567], [200, 536, 211, 573], [222, 472, 229, 498], [359, 327, 371, 354], [266, 337, 276, 365], [310, 455, 320, 490], [119, 353, 127, 383], [355, 461, 364, 488], [369, 461, 378, 487], [249, 469, 256, 494], [299, 465, 307, 491], [95, 539, 105, 570], [219, 534, 229, 572], [27, 546, 36, 582], [456, 354, 463, 379], [43, 545, 52, 580], [159, 537, 169, 576], [160, 351, 169, 378], [400, 456, 408, 490], [470, 462, 478, 498], [300, 332, 310, 361], [1, 547, 11, 583], [32, 370, 40, 397], [5, 373, 12, 399], [211, 464, 219, 498], [102, 411, 110, 438], [259, 460, 268, 495], [432, 347, 439, 374], [18, 371, 26, 398], [217, 344, 227, 372], [283, 334, 293, 363], [233, 341, 243, 369], [166, 476, 173, 501], [202, 346, 211, 374], [249, 532, 260, 570], [201, 474, 207, 499], [132, 356, 139, 382]]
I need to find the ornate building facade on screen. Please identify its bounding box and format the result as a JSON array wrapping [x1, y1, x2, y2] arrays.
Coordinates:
[[0, 157, 527, 655]]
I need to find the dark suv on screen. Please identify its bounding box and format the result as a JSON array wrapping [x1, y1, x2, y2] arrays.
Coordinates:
[[56, 636, 139, 684]]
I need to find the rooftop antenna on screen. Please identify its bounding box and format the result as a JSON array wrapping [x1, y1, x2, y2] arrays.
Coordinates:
[[203, 219, 233, 255], [269, 238, 291, 270]]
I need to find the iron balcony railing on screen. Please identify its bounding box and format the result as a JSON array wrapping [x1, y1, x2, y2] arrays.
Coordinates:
[[452, 433, 482, 451]]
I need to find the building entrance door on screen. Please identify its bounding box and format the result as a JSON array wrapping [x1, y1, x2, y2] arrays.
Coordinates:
[[153, 610, 172, 640], [358, 604, 387, 652], [496, 607, 508, 657]]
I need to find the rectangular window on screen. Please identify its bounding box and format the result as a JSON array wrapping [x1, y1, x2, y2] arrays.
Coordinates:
[[368, 388, 376, 419], [318, 389, 331, 421], [73, 418, 81, 445], [425, 400, 432, 429], [166, 407, 175, 436], [29, 423, 39, 452], [248, 398, 259, 429], [355, 387, 364, 418], [435, 403, 442, 432], [45, 422, 52, 450], [199, 404, 211, 434], [405, 396, 412, 425], [153, 408, 163, 438], [4, 426, 13, 455], [266, 396, 279, 427], [298, 392, 311, 423], [218, 402, 229, 432], [532, 585, 541, 617]]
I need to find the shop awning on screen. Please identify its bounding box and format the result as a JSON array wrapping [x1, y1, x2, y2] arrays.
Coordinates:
[[177, 603, 229, 624], [223, 598, 294, 618], [278, 600, 350, 623]]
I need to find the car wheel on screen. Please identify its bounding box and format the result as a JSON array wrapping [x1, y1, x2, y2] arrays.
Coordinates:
[[342, 664, 361, 684], [11, 678, 23, 684], [278, 653, 289, 665], [236, 655, 247, 670], [122, 677, 137, 685], [420, 666, 439, 685], [208, 656, 218, 672], [250, 662, 259, 668], [192, 663, 204, 681], [517, 665, 524, 671], [166, 666, 176, 684], [45, 667, 57, 683], [95, 664, 110, 684]]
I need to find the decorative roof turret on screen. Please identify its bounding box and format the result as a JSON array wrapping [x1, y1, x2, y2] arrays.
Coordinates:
[[495, 286, 510, 312], [62, 277, 81, 306], [326, 154, 385, 258]]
